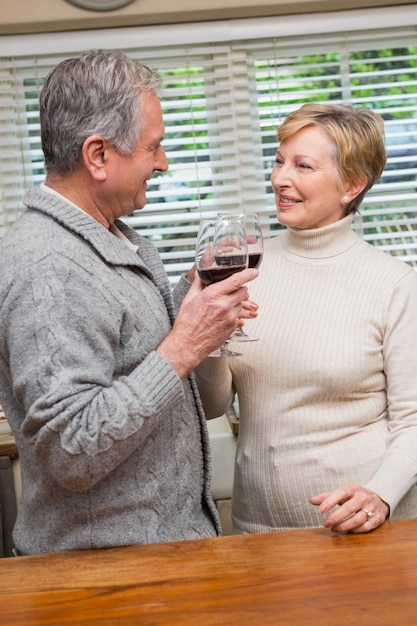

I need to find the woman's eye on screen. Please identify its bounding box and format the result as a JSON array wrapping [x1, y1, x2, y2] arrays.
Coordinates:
[[275, 157, 284, 166], [298, 162, 312, 170]]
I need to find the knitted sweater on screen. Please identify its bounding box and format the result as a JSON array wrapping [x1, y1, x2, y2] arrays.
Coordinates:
[[188, 214, 417, 533], [0, 186, 220, 554]]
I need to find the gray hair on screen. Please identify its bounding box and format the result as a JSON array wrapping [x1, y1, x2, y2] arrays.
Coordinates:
[[40, 49, 163, 175]]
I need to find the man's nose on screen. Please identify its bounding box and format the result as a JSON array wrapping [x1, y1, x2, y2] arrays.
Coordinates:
[[156, 146, 169, 172]]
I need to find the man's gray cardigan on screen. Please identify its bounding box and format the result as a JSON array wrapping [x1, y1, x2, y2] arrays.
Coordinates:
[[0, 186, 220, 555]]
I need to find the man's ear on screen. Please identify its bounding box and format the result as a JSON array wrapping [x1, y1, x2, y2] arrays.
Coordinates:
[[82, 135, 109, 181]]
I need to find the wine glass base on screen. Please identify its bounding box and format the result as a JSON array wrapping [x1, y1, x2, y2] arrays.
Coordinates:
[[208, 346, 243, 357], [228, 329, 259, 342], [229, 335, 260, 342]]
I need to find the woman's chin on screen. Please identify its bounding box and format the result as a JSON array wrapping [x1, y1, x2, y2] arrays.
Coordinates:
[[276, 210, 301, 228]]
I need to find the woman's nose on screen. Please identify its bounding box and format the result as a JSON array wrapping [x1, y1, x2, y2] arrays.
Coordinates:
[[271, 165, 288, 189]]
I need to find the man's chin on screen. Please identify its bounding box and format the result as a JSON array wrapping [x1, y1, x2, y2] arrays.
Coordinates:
[[133, 195, 147, 212]]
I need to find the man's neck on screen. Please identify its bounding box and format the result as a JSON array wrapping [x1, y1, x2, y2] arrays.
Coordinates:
[[44, 175, 111, 229]]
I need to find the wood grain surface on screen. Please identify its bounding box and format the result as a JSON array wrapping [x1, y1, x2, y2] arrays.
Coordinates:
[[1, 519, 417, 625]]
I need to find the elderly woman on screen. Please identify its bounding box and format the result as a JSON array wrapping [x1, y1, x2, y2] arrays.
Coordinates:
[[178, 102, 417, 535]]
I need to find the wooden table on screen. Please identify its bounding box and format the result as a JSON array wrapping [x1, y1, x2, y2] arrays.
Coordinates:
[[0, 433, 18, 458], [1, 519, 417, 625]]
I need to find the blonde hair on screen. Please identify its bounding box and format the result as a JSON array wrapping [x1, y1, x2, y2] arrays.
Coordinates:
[[277, 103, 387, 214]]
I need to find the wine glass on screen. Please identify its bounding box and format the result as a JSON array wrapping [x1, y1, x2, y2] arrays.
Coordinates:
[[227, 212, 263, 342], [195, 216, 248, 357]]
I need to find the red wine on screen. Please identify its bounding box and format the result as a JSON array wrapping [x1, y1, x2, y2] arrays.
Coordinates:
[[214, 254, 247, 267], [198, 264, 247, 285], [248, 253, 263, 269]]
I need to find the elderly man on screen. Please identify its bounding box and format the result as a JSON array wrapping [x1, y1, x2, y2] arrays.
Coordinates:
[[0, 49, 257, 555]]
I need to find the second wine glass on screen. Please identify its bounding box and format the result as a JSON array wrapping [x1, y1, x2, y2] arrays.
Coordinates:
[[228, 212, 263, 342]]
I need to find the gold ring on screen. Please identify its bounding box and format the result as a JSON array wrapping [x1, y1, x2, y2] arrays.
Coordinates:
[[362, 508, 374, 521]]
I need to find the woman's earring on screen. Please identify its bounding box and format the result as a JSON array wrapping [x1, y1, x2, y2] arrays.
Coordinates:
[[342, 196, 349, 203]]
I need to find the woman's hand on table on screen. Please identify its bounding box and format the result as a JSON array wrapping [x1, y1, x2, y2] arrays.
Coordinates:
[[310, 483, 390, 533]]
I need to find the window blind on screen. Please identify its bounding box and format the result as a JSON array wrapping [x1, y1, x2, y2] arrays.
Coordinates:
[[0, 11, 416, 284]]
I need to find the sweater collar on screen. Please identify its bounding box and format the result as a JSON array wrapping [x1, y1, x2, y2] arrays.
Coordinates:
[[24, 185, 154, 274], [283, 213, 359, 259]]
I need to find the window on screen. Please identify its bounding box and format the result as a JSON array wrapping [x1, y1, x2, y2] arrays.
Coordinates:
[[0, 7, 416, 284], [254, 38, 417, 259]]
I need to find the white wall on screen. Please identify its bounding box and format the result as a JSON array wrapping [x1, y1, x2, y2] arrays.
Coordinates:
[[1, 0, 416, 35]]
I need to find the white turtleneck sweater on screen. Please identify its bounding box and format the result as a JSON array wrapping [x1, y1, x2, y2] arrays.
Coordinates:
[[192, 214, 417, 533]]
